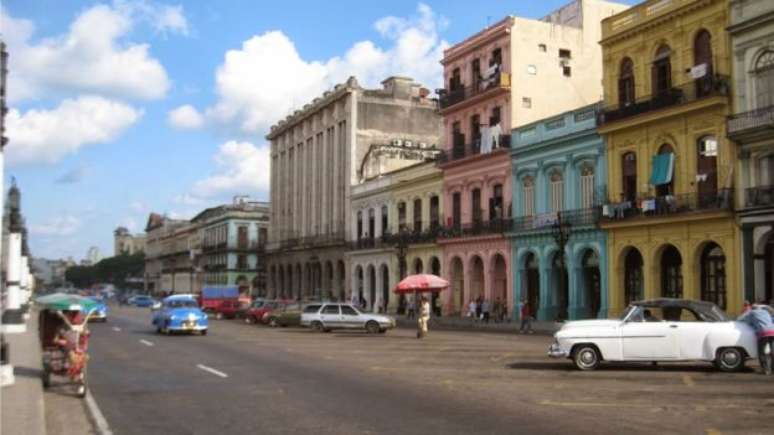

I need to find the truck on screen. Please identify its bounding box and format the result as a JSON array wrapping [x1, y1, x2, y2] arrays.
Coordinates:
[[198, 287, 240, 313]]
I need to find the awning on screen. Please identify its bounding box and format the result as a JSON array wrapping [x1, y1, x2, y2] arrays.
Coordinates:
[[650, 153, 674, 186]]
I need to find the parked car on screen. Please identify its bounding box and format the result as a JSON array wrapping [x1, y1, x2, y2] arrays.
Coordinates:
[[548, 298, 758, 372], [213, 299, 249, 320], [245, 300, 281, 324], [86, 296, 109, 322], [128, 295, 157, 308], [265, 303, 305, 327], [301, 303, 396, 333], [152, 295, 208, 335]]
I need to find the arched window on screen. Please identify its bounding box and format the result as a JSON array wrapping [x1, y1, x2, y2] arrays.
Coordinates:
[[656, 144, 675, 197], [754, 50, 774, 109], [413, 198, 422, 232], [357, 210, 363, 239], [381, 205, 389, 235], [397, 201, 406, 231], [522, 176, 535, 217], [622, 152, 637, 202], [652, 45, 672, 96], [471, 188, 482, 223], [580, 164, 595, 209], [697, 136, 718, 206], [693, 30, 713, 97], [700, 243, 726, 309], [368, 208, 375, 239], [429, 196, 440, 229], [661, 245, 683, 299], [550, 170, 564, 212], [619, 57, 635, 107], [490, 183, 504, 220]]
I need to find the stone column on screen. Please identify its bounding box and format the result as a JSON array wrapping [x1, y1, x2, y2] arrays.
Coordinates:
[[538, 260, 552, 321], [321, 133, 328, 234], [3, 233, 25, 332]]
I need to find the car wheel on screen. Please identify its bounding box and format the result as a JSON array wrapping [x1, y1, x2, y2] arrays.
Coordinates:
[[244, 316, 254, 324], [366, 321, 380, 334], [215, 312, 223, 320], [715, 347, 745, 372], [269, 317, 279, 328], [378, 329, 387, 334], [201, 329, 208, 336], [311, 321, 324, 333], [572, 345, 601, 371]]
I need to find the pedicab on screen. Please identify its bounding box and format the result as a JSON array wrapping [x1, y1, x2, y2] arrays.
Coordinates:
[[36, 293, 100, 398]]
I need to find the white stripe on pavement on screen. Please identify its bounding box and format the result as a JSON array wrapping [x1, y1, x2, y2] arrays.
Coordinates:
[[85, 390, 114, 435], [196, 364, 228, 378], [139, 339, 154, 347], [111, 327, 121, 332]]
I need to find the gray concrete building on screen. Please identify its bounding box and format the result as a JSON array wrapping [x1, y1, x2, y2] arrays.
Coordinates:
[[265, 76, 442, 301]]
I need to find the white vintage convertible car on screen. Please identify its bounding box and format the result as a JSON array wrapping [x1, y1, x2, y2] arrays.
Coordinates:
[[548, 298, 758, 371]]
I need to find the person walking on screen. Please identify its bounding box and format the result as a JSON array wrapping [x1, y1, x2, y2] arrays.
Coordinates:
[[519, 299, 534, 334], [433, 295, 442, 317], [417, 296, 431, 339], [475, 296, 483, 321], [407, 297, 416, 319], [482, 299, 491, 323], [493, 297, 503, 323], [467, 299, 477, 320]]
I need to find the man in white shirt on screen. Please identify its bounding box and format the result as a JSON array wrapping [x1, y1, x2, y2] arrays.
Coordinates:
[[417, 296, 431, 339]]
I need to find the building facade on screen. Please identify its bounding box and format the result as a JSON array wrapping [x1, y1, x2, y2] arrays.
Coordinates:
[[192, 200, 270, 298], [114, 226, 146, 256], [510, 104, 608, 321], [266, 76, 442, 302], [436, 0, 627, 317], [727, 0, 774, 305], [598, 0, 741, 315], [144, 213, 187, 294]]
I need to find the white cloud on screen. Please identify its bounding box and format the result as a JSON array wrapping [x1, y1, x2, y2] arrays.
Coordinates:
[[190, 141, 270, 199], [30, 216, 81, 237], [173, 193, 208, 206], [168, 105, 205, 130], [119, 217, 140, 233], [129, 201, 146, 213], [114, 0, 190, 36], [6, 96, 142, 165], [1, 4, 171, 102], [199, 3, 448, 134]]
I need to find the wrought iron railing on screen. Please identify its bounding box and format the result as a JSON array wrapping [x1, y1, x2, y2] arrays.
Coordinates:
[[511, 208, 600, 233], [601, 188, 733, 221], [436, 218, 512, 239], [744, 185, 774, 208], [438, 72, 511, 110], [727, 105, 774, 138], [599, 75, 730, 125], [436, 135, 511, 165]]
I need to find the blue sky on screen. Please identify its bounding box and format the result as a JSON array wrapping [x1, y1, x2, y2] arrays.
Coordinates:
[[1, 0, 636, 261]]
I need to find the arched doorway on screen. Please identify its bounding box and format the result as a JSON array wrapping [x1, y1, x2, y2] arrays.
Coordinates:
[[492, 254, 507, 308], [470, 256, 485, 302], [661, 245, 683, 298], [450, 257, 464, 313], [325, 261, 334, 301], [355, 265, 364, 306], [700, 242, 726, 309], [278, 266, 285, 299], [380, 264, 390, 313], [582, 250, 601, 318], [430, 257, 441, 316], [367, 265, 376, 312], [552, 252, 569, 321], [414, 258, 424, 274], [624, 248, 643, 304], [337, 260, 346, 301], [524, 253, 540, 316], [286, 267, 294, 300]]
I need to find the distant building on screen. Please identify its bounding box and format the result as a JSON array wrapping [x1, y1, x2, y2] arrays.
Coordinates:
[[84, 246, 102, 266], [114, 226, 146, 256], [144, 213, 188, 294]]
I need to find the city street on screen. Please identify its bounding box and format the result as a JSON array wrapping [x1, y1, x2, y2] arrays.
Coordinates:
[[72, 305, 773, 435]]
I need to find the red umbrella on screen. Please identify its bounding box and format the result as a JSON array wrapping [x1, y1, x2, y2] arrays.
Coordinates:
[[393, 274, 449, 294]]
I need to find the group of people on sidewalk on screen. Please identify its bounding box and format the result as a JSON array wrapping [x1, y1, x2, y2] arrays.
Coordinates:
[[466, 297, 508, 323]]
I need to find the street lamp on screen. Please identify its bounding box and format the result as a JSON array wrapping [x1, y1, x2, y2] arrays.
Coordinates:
[[551, 211, 572, 321]]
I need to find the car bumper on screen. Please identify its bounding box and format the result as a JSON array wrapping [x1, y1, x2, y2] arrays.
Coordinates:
[[548, 342, 569, 358], [168, 324, 207, 331]]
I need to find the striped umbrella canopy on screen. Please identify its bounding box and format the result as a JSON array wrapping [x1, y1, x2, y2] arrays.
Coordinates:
[[36, 292, 100, 313], [393, 274, 449, 294]]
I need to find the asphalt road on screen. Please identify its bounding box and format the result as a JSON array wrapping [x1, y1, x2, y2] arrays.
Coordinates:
[[84, 306, 774, 435]]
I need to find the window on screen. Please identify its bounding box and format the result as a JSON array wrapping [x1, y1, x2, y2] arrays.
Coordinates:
[[490, 184, 504, 220], [550, 171, 564, 212], [452, 192, 461, 227], [413, 198, 422, 232], [527, 65, 537, 75], [523, 177, 535, 217], [303, 305, 322, 314], [452, 121, 465, 151], [580, 164, 595, 208], [430, 196, 440, 229], [619, 57, 635, 107], [341, 305, 359, 316], [656, 144, 675, 197], [538, 44, 547, 52], [754, 50, 774, 109], [381, 205, 389, 235], [237, 255, 247, 270], [490, 106, 501, 126], [559, 49, 571, 59], [472, 58, 481, 87], [563, 66, 571, 77], [470, 114, 481, 152], [652, 45, 672, 96], [522, 97, 532, 108], [472, 188, 482, 223], [490, 48, 502, 67], [322, 305, 340, 315], [622, 152, 637, 202], [450, 67, 462, 91], [398, 202, 406, 231], [693, 30, 714, 98], [368, 208, 375, 238], [697, 136, 718, 204], [357, 210, 363, 239]]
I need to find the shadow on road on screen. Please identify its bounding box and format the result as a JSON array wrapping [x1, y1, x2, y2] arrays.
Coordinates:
[[506, 360, 753, 373], [14, 365, 43, 379], [506, 361, 573, 371]]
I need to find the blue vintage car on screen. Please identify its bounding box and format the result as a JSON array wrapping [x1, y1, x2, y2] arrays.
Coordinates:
[[86, 296, 109, 322], [152, 295, 208, 335]]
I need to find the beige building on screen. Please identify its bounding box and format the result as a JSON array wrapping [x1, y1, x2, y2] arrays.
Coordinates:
[[114, 226, 146, 256], [266, 76, 442, 301], [144, 213, 188, 294]]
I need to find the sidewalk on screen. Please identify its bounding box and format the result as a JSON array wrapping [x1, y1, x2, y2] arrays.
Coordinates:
[[396, 315, 560, 335], [1, 312, 47, 435]]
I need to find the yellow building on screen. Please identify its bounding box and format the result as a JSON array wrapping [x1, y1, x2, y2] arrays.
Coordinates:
[[598, 0, 741, 315]]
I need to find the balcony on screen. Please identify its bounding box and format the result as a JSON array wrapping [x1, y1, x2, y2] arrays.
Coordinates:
[[438, 72, 511, 111], [599, 75, 730, 126], [437, 218, 512, 239], [727, 105, 774, 142], [511, 208, 600, 234], [601, 188, 733, 223], [436, 135, 511, 165], [743, 185, 774, 209]]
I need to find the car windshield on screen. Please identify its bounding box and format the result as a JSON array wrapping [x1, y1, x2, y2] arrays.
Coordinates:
[[167, 300, 198, 308]]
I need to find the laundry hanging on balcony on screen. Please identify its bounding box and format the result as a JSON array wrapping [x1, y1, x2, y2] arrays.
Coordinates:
[[649, 152, 675, 186]]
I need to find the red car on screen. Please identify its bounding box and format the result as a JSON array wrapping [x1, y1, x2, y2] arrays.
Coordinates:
[[213, 299, 248, 320], [244, 300, 282, 324]]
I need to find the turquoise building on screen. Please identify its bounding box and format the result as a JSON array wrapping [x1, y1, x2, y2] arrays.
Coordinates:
[[509, 104, 608, 321]]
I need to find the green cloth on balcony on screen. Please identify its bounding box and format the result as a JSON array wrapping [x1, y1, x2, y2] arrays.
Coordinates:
[[650, 153, 674, 186]]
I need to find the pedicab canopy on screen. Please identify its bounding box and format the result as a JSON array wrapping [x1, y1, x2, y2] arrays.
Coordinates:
[[393, 274, 449, 294], [36, 293, 100, 313]]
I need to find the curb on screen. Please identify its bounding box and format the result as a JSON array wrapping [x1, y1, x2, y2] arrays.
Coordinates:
[[84, 390, 113, 435]]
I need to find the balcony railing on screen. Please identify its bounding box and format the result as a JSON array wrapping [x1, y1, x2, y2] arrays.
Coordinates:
[[727, 105, 774, 140], [438, 72, 511, 110], [437, 218, 512, 239], [511, 208, 601, 233], [599, 75, 730, 125], [436, 135, 511, 165], [601, 188, 733, 222], [744, 185, 774, 209]]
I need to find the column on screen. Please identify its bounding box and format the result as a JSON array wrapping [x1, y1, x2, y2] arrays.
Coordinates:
[[375, 266, 383, 313], [564, 161, 576, 211], [297, 144, 304, 238], [536, 167, 546, 214], [599, 239, 609, 319], [514, 263, 525, 321], [375, 204, 383, 238], [538, 256, 552, 321], [321, 132, 328, 234], [3, 233, 24, 332], [742, 226, 755, 303]]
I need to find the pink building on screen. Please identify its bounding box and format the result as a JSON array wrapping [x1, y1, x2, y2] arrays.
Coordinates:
[[436, 1, 628, 317]]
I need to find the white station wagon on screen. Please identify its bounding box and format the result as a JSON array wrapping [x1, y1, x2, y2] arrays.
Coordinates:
[[548, 298, 758, 372]]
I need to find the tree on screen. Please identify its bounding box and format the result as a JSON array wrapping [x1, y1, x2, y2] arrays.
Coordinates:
[[64, 252, 145, 289]]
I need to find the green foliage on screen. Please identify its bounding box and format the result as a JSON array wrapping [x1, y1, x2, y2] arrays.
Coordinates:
[[64, 252, 145, 288]]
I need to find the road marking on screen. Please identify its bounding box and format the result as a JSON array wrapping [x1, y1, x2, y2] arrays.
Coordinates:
[[682, 374, 695, 387], [111, 327, 121, 332], [85, 390, 114, 435], [139, 339, 154, 347], [197, 364, 228, 378]]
